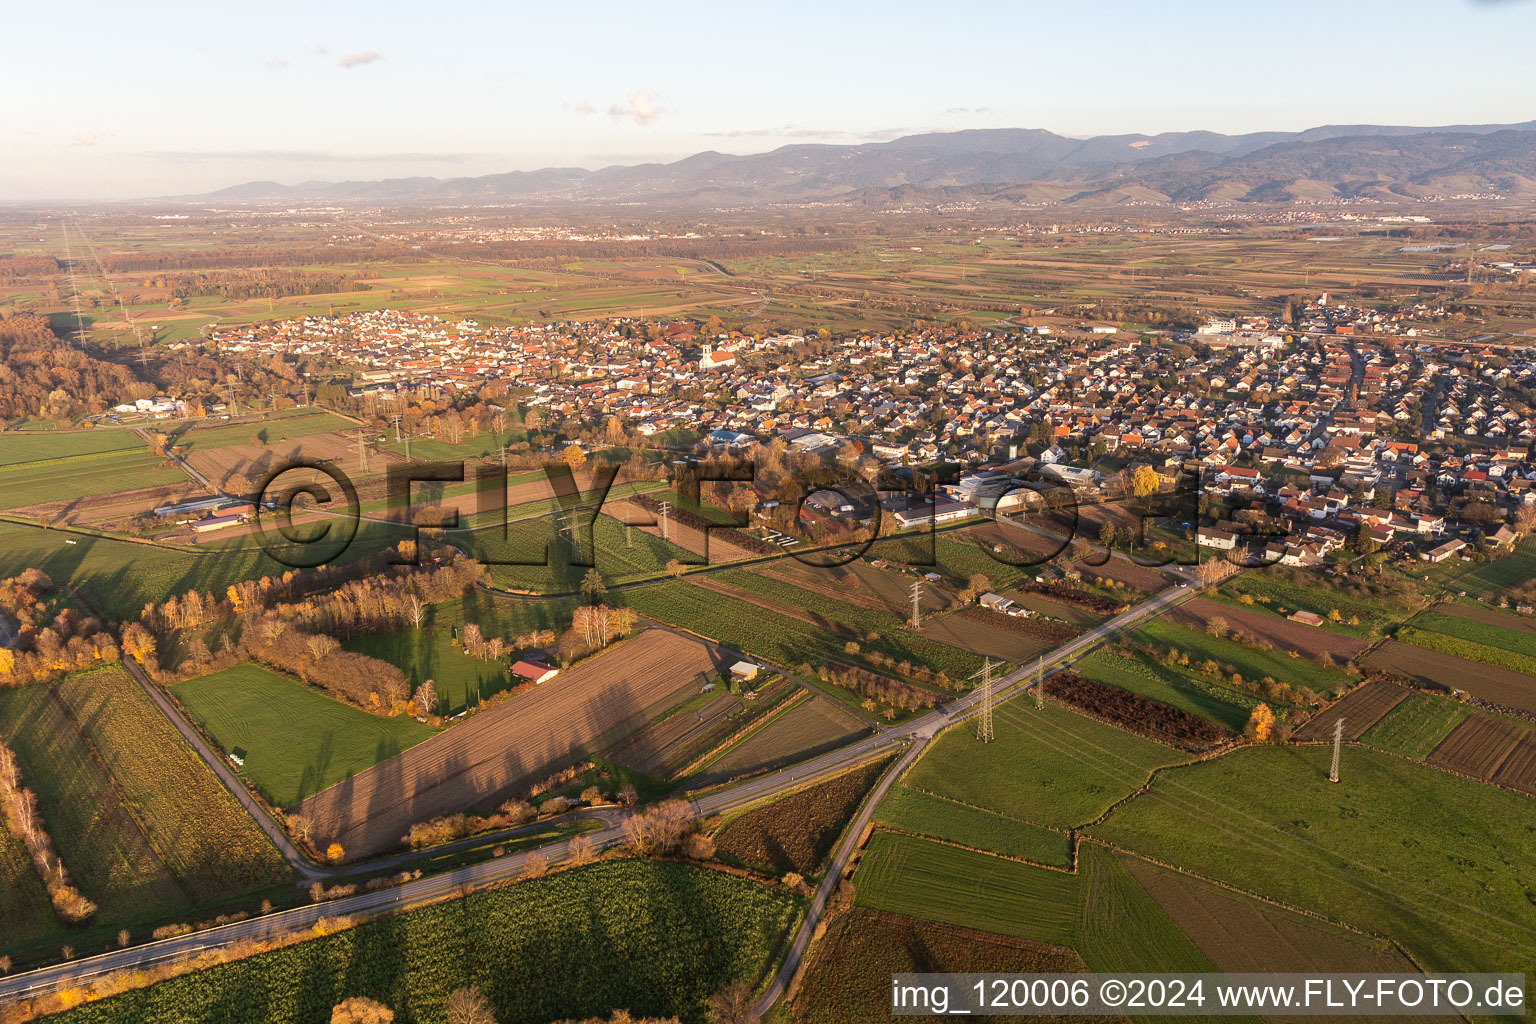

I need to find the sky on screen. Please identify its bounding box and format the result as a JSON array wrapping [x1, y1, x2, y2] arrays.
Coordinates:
[[4, 0, 1536, 200]]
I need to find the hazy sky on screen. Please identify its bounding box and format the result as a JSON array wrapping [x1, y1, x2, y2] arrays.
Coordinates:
[[5, 0, 1536, 200]]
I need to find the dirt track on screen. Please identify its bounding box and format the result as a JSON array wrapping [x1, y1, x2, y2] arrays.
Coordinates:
[[294, 628, 728, 859]]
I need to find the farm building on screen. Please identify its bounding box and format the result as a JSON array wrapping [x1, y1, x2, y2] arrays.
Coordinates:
[[979, 593, 1020, 615], [729, 660, 761, 683], [193, 513, 245, 534], [1421, 538, 1467, 563], [511, 659, 558, 684]]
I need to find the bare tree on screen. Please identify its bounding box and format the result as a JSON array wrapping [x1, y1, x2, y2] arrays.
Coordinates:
[[306, 634, 340, 662], [567, 833, 597, 866], [407, 595, 425, 629], [708, 979, 758, 1024], [445, 985, 497, 1024], [331, 996, 394, 1023], [522, 851, 548, 880], [413, 679, 439, 717]]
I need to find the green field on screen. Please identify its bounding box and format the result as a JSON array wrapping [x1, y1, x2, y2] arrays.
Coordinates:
[[1358, 690, 1470, 759], [1090, 744, 1536, 972], [1130, 619, 1353, 698], [173, 411, 355, 451], [173, 663, 436, 808], [0, 428, 147, 467], [0, 448, 176, 509], [0, 685, 188, 945], [345, 591, 576, 715], [1077, 648, 1256, 731], [898, 698, 1188, 831], [855, 832, 1215, 974], [872, 786, 1072, 867], [50, 861, 803, 1024]]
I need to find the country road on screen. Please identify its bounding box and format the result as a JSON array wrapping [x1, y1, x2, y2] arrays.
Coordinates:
[[1, 578, 1199, 1007]]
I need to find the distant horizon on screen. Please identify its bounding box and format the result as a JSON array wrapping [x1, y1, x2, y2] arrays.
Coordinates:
[[6, 0, 1536, 200], [7, 116, 1536, 206]]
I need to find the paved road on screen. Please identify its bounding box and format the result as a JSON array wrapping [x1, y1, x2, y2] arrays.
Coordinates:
[[750, 735, 929, 1018], [0, 582, 1198, 1006]]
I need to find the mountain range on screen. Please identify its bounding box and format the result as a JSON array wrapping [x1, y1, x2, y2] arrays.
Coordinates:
[[197, 120, 1536, 207]]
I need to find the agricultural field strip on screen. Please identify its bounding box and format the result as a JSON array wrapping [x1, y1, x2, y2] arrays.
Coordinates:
[[1092, 752, 1536, 962], [886, 782, 1073, 838]]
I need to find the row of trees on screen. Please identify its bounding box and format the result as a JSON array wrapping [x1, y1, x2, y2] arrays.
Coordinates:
[[818, 660, 939, 712], [0, 741, 96, 923]]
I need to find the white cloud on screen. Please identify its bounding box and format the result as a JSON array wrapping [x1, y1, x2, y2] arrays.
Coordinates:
[[264, 57, 292, 71], [564, 100, 597, 115], [72, 132, 99, 146], [338, 50, 382, 69], [609, 90, 665, 126]]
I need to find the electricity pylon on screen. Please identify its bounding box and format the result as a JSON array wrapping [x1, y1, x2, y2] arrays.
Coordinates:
[[972, 658, 995, 743], [1032, 655, 1045, 709], [1329, 717, 1345, 784], [909, 581, 923, 629], [659, 501, 672, 542]]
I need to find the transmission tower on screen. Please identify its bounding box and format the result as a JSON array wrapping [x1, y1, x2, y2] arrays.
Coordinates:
[[346, 430, 371, 474], [1329, 717, 1345, 784], [909, 581, 923, 629], [658, 501, 672, 542], [974, 658, 996, 742], [1032, 655, 1045, 709]]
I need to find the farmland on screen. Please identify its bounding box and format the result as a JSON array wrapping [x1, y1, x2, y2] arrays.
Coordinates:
[[1362, 639, 1536, 715], [1122, 857, 1427, 975], [854, 833, 1216, 974], [793, 909, 1085, 1024], [0, 447, 179, 510], [622, 577, 974, 685], [1169, 597, 1371, 660], [916, 606, 1077, 663], [1076, 648, 1256, 732], [1396, 624, 1536, 676], [1089, 744, 1536, 972], [1424, 713, 1530, 780], [724, 567, 983, 678], [871, 786, 1073, 867], [1292, 680, 1410, 742], [898, 697, 1189, 831], [712, 757, 892, 876], [0, 685, 188, 939], [1129, 618, 1354, 699], [48, 860, 804, 1024], [173, 663, 436, 808], [692, 694, 869, 784], [0, 428, 147, 467], [294, 629, 724, 859], [1409, 606, 1536, 658], [1042, 671, 1228, 750], [55, 667, 290, 899], [1359, 690, 1469, 759]]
